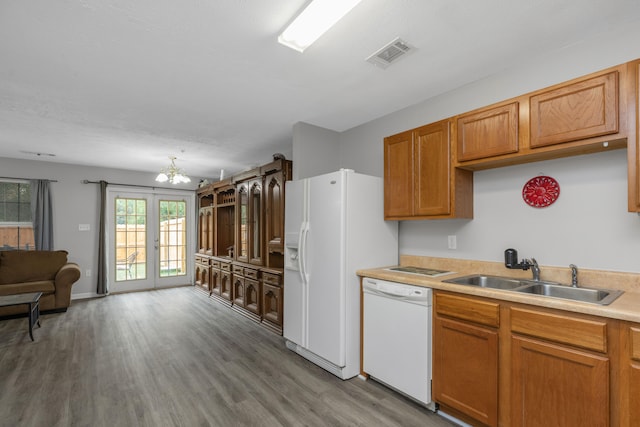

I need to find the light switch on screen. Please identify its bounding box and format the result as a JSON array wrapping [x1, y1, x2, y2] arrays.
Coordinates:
[[79, 224, 90, 231]]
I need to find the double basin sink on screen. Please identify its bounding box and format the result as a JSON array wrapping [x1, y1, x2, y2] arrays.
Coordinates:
[[443, 274, 623, 305]]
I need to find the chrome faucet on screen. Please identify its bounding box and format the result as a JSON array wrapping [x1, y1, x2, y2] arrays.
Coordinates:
[[530, 258, 540, 281], [570, 264, 578, 287]]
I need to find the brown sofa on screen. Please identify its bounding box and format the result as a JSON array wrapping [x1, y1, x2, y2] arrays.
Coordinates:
[[0, 250, 81, 316]]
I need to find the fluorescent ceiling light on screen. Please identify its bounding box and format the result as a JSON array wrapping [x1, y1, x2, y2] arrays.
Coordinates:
[[278, 0, 363, 52]]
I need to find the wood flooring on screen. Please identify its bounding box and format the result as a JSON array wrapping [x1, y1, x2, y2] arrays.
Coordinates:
[[0, 287, 456, 427]]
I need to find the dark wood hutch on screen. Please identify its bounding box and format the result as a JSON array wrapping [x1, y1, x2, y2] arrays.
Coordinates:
[[195, 158, 292, 334]]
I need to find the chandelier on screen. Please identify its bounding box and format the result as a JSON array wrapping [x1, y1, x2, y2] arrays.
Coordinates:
[[155, 156, 191, 184]]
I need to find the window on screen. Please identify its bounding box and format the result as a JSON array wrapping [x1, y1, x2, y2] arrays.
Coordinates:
[[0, 181, 34, 250]]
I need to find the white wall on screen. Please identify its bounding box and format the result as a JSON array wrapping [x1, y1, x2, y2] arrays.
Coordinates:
[[332, 20, 640, 273], [0, 157, 200, 298], [292, 121, 341, 179]]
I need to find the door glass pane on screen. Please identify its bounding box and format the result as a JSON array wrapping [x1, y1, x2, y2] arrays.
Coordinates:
[[251, 184, 261, 260], [239, 187, 248, 258], [159, 200, 187, 277], [115, 197, 146, 281]]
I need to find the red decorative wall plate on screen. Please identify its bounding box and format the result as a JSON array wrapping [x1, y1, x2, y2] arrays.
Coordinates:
[[522, 176, 560, 208]]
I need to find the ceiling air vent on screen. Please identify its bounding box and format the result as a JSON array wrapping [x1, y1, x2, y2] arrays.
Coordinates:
[[366, 37, 415, 69]]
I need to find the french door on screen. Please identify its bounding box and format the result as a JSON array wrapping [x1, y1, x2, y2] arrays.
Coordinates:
[[106, 187, 195, 293]]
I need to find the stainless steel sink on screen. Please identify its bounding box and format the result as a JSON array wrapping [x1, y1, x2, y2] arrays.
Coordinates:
[[443, 274, 623, 305], [443, 274, 532, 290], [514, 282, 623, 305]]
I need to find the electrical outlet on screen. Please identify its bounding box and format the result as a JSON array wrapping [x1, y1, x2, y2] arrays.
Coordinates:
[[448, 235, 457, 250], [85, 269, 91, 277]]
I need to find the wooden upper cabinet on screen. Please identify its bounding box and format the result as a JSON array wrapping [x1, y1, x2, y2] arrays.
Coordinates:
[[457, 102, 519, 162], [530, 71, 619, 148], [236, 182, 249, 263], [415, 121, 451, 216], [384, 120, 472, 220], [384, 130, 414, 218], [248, 179, 263, 266], [629, 60, 640, 212]]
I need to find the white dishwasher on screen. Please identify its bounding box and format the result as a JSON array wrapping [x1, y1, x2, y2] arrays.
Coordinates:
[[362, 277, 434, 409]]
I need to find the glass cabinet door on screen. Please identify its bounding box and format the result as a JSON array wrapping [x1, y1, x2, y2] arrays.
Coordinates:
[[249, 180, 263, 265], [237, 184, 249, 263]]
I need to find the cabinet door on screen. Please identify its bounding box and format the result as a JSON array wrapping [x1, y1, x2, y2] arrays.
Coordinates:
[[433, 316, 499, 427], [194, 262, 210, 292], [210, 268, 221, 296], [262, 282, 283, 329], [205, 208, 214, 255], [511, 335, 609, 427], [631, 61, 640, 212], [622, 325, 640, 426], [236, 183, 249, 263], [384, 130, 414, 218], [415, 121, 451, 216], [265, 171, 285, 267], [530, 71, 619, 148], [232, 275, 244, 306], [457, 102, 519, 161], [244, 278, 261, 315], [220, 270, 232, 301], [248, 179, 263, 265]]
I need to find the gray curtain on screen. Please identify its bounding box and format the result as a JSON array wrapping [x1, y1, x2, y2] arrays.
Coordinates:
[[29, 179, 53, 250], [96, 180, 108, 295]]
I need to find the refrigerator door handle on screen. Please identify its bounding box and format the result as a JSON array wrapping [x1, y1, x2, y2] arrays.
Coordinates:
[[299, 221, 309, 283], [297, 222, 306, 283]]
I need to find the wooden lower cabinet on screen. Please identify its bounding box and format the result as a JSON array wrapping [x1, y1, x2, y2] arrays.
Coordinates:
[[219, 267, 232, 303], [432, 290, 629, 427], [433, 316, 498, 426], [210, 259, 221, 296], [511, 335, 609, 427], [194, 255, 211, 293], [621, 324, 640, 427], [232, 275, 245, 307], [200, 257, 285, 335], [210, 268, 220, 296], [433, 292, 499, 426], [261, 270, 283, 334], [244, 278, 261, 317]]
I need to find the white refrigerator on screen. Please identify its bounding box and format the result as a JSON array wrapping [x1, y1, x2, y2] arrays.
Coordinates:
[[283, 169, 398, 380]]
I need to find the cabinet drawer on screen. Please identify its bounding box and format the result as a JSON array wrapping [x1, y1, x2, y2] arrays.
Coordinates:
[[630, 327, 640, 361], [195, 255, 209, 265], [220, 263, 231, 272], [435, 293, 500, 328], [262, 272, 282, 286], [510, 307, 607, 353], [244, 268, 259, 280], [233, 264, 244, 275], [210, 260, 221, 269]]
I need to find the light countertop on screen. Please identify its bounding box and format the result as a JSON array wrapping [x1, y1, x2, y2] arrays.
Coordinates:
[[358, 255, 640, 323]]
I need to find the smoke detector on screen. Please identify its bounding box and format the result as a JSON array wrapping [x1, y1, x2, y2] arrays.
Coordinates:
[[366, 37, 415, 69]]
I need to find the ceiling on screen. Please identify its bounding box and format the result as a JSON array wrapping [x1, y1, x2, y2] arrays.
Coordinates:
[[1, 0, 639, 180]]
